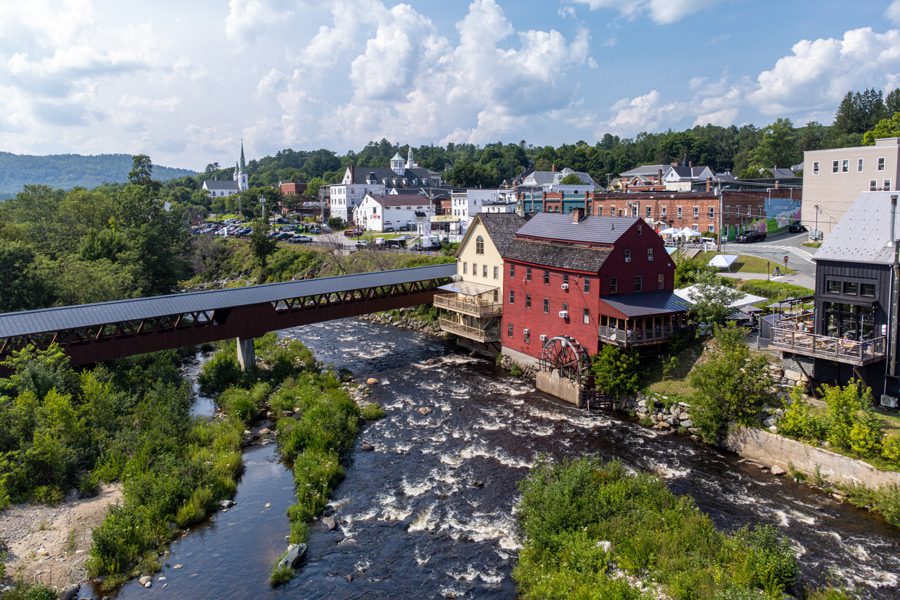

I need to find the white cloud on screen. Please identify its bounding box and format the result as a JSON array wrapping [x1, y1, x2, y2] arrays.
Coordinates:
[[748, 27, 900, 116], [572, 0, 720, 24], [888, 1, 900, 25], [224, 0, 297, 44], [606, 90, 682, 133]]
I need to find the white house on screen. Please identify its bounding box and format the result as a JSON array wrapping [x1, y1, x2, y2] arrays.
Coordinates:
[[329, 148, 445, 223], [202, 144, 250, 198], [355, 193, 433, 232], [663, 165, 715, 191]]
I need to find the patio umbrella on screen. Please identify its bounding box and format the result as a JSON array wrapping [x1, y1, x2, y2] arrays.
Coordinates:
[[659, 227, 679, 235], [681, 227, 701, 237]]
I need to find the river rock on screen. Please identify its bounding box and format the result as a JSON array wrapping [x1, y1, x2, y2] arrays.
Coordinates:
[[138, 575, 152, 588], [35, 546, 49, 557], [172, 564, 183, 570], [322, 516, 337, 531], [366, 377, 379, 385], [59, 584, 80, 600], [360, 442, 374, 452], [345, 574, 353, 582], [679, 419, 693, 428], [265, 502, 272, 509], [763, 415, 778, 428], [278, 543, 308, 569], [770, 465, 786, 476], [219, 499, 235, 509], [417, 407, 432, 415], [258, 428, 272, 436]]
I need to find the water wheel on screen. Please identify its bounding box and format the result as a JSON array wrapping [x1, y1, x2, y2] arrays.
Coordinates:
[[539, 336, 591, 384]]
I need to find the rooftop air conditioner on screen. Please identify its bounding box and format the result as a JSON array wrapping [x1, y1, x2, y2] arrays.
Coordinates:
[[561, 283, 569, 290], [523, 328, 530, 335], [558, 310, 569, 319], [539, 334, 548, 342], [881, 394, 898, 408]]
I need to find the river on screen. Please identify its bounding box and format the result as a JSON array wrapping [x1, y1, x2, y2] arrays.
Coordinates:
[[113, 318, 899, 599]]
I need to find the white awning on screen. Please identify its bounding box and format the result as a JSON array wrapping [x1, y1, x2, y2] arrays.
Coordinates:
[[438, 281, 498, 296], [674, 285, 767, 309], [708, 254, 738, 269]]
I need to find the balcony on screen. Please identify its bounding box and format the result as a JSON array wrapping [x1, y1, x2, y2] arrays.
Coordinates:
[[599, 324, 675, 347], [438, 317, 499, 343], [770, 327, 886, 366], [433, 294, 503, 319]]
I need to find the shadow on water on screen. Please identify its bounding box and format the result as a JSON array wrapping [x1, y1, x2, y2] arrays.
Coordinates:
[[112, 318, 899, 599]]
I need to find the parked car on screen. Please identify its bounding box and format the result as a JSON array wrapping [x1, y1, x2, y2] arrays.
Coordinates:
[[344, 228, 362, 237], [788, 222, 808, 233], [384, 238, 407, 249], [355, 240, 369, 248], [736, 230, 766, 243], [288, 234, 313, 244]]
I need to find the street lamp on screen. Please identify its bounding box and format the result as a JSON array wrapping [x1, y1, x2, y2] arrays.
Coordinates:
[[814, 204, 819, 240]]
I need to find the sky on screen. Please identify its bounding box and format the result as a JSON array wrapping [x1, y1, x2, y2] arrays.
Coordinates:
[[1, 0, 899, 170]]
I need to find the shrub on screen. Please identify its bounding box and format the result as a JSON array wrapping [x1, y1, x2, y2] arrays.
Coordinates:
[[360, 402, 386, 421], [198, 346, 243, 394], [821, 380, 873, 451], [841, 484, 900, 527], [592, 345, 641, 400], [848, 409, 884, 458], [778, 387, 827, 442], [174, 487, 214, 528], [726, 525, 799, 596], [270, 564, 295, 587], [738, 280, 814, 301], [881, 435, 900, 464]]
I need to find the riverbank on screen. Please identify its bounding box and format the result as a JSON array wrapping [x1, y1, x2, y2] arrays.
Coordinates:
[[0, 485, 122, 591]]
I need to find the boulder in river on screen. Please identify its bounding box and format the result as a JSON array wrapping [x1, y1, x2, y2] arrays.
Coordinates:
[[219, 499, 235, 509], [417, 407, 432, 415], [278, 543, 308, 569], [59, 584, 80, 600], [770, 465, 786, 476], [322, 515, 337, 531], [360, 442, 375, 452], [366, 377, 379, 385], [138, 575, 152, 588]]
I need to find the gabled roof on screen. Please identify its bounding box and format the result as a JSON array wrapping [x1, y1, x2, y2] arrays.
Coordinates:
[[666, 166, 713, 180], [203, 180, 239, 191], [477, 213, 526, 256], [599, 291, 690, 318], [504, 240, 611, 273], [516, 213, 637, 245], [366, 193, 431, 207], [815, 191, 900, 265], [620, 164, 670, 177], [767, 167, 799, 179], [520, 168, 596, 187]]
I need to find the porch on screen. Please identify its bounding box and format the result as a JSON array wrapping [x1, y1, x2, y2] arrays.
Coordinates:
[[597, 291, 690, 349], [435, 280, 501, 343]]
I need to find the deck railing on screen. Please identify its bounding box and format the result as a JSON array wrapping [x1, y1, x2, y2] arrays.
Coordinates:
[[770, 327, 886, 366], [599, 325, 675, 347], [433, 294, 503, 319], [438, 318, 499, 343]]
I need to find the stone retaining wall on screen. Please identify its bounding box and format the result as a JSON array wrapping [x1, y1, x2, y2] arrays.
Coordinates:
[[725, 426, 900, 488]]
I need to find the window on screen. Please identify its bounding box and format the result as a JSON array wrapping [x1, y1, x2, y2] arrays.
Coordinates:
[[813, 161, 820, 175], [634, 276, 642, 292], [584, 277, 591, 293], [508, 290, 515, 304], [526, 266, 532, 281], [562, 302, 568, 313], [861, 283, 876, 297], [832, 160, 839, 173], [483, 265, 488, 278], [841, 159, 849, 173], [610, 278, 618, 294], [842, 281, 858, 296], [647, 248, 654, 262], [858, 158, 864, 172], [692, 224, 699, 231], [473, 263, 478, 276], [693, 206, 699, 218], [597, 205, 603, 216], [708, 224, 715, 233], [509, 264, 515, 278], [475, 235, 484, 254], [708, 207, 714, 219], [637, 225, 642, 236], [524, 329, 531, 344], [463, 262, 467, 275], [632, 204, 639, 217], [885, 180, 892, 191], [826, 279, 841, 294], [677, 206, 683, 218], [493, 266, 498, 280], [658, 273, 665, 290], [878, 157, 885, 171], [583, 308, 590, 324], [646, 206, 652, 218], [493, 289, 499, 302], [525, 293, 532, 308], [543, 298, 549, 313], [661, 206, 667, 217], [543, 270, 550, 285], [870, 180, 878, 191], [624, 249, 631, 263], [563, 274, 569, 286], [507, 324, 513, 337]]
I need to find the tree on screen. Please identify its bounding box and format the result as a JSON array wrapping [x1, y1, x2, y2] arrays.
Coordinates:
[[249, 218, 277, 283], [559, 173, 582, 184], [748, 118, 799, 171], [0, 240, 52, 312], [306, 177, 326, 200], [128, 154, 154, 187], [687, 270, 743, 332], [592, 345, 641, 401], [689, 323, 772, 443], [833, 89, 887, 135], [887, 88, 900, 116], [862, 111, 900, 145]]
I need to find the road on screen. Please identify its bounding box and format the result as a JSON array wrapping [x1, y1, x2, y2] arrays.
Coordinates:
[[721, 231, 817, 289]]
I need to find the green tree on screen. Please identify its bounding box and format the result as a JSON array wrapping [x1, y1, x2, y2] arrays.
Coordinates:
[[862, 111, 900, 145], [128, 154, 155, 187], [592, 345, 641, 400], [0, 240, 52, 312], [886, 88, 900, 115], [305, 177, 327, 200], [559, 173, 582, 184], [249, 218, 277, 283], [748, 118, 799, 171], [686, 270, 742, 331], [833, 89, 888, 135], [689, 324, 772, 443]]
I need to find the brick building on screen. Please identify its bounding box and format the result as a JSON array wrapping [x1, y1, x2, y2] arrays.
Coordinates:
[[500, 211, 688, 365]]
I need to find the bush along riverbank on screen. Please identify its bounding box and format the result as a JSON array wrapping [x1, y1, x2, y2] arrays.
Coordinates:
[[515, 457, 852, 600], [196, 333, 384, 587]]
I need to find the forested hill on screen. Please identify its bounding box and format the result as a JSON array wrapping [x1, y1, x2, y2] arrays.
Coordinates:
[[0, 151, 196, 195]]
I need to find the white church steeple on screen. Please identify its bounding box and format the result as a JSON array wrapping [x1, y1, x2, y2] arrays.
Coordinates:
[[234, 141, 249, 191], [390, 151, 405, 175]]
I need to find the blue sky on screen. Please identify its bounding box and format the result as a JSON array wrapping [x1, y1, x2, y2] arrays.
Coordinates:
[[0, 0, 899, 170]]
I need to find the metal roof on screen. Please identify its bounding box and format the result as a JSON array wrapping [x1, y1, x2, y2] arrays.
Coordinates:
[[814, 191, 900, 265], [599, 291, 690, 318], [0, 263, 456, 338], [516, 213, 638, 245]]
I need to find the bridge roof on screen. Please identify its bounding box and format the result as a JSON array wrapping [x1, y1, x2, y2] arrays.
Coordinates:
[[0, 263, 456, 338]]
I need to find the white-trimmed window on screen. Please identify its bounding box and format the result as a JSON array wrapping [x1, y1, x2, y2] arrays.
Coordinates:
[[463, 262, 468, 275], [841, 159, 849, 173], [870, 180, 877, 191], [692, 224, 699, 231], [647, 248, 654, 262], [661, 206, 667, 217], [886, 180, 893, 191], [813, 161, 820, 175], [878, 157, 885, 171], [624, 249, 631, 263], [634, 276, 642, 292], [857, 158, 864, 172], [708, 207, 714, 219], [832, 160, 839, 173], [676, 206, 683, 218], [693, 206, 699, 218]]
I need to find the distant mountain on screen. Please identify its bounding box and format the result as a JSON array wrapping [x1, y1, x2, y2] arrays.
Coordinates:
[[0, 152, 196, 195]]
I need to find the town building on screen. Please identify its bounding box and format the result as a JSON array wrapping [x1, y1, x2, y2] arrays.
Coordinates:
[[802, 137, 900, 238], [279, 181, 307, 196], [329, 148, 445, 223], [202, 144, 249, 198], [663, 165, 716, 191], [354, 193, 433, 232], [769, 191, 900, 401], [435, 213, 525, 352], [500, 211, 687, 366], [516, 167, 599, 215]]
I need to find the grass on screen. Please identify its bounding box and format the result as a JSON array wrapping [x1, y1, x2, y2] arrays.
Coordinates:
[[695, 251, 797, 275], [360, 402, 386, 420], [205, 213, 241, 223], [644, 341, 703, 399], [355, 231, 405, 241], [738, 279, 814, 301], [802, 242, 822, 249]]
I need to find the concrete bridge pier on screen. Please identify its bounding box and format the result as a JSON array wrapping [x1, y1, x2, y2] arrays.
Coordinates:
[[236, 337, 256, 371]]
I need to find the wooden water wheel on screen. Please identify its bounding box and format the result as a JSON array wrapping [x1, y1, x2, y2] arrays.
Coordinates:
[[539, 336, 591, 384]]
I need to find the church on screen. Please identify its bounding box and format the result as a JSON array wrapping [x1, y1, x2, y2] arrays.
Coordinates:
[[202, 144, 250, 198]]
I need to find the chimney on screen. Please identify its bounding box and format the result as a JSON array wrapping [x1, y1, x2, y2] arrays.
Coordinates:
[[774, 180, 780, 190], [706, 177, 711, 192], [551, 163, 556, 172], [572, 208, 583, 223], [657, 168, 663, 183], [688, 160, 693, 169]]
